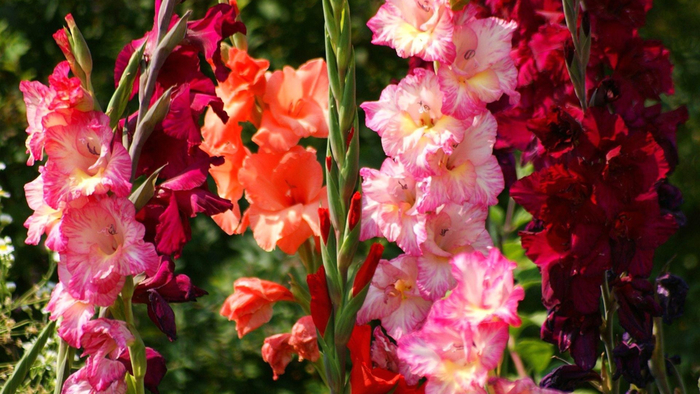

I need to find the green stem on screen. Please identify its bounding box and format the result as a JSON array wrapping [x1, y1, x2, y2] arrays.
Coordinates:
[[54, 339, 73, 394], [601, 277, 619, 394], [649, 317, 672, 394], [121, 276, 147, 394]]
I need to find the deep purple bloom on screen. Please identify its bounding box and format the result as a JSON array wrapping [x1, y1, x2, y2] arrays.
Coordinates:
[[612, 334, 654, 388], [656, 273, 689, 325], [540, 364, 601, 392], [119, 347, 168, 394]]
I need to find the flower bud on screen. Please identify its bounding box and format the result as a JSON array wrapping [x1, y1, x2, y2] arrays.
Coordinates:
[[352, 243, 384, 297], [64, 14, 93, 76], [347, 192, 361, 231], [318, 207, 331, 244]]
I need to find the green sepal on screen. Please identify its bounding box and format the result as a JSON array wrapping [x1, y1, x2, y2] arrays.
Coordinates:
[[449, 0, 471, 11], [320, 222, 341, 308], [289, 273, 312, 315], [335, 284, 368, 346], [337, 218, 360, 276], [339, 116, 359, 204], [157, 11, 190, 56], [326, 141, 345, 234], [328, 99, 345, 169], [324, 35, 342, 105], [129, 163, 167, 212], [107, 42, 146, 129], [136, 86, 173, 141], [65, 17, 93, 77], [339, 53, 356, 135]]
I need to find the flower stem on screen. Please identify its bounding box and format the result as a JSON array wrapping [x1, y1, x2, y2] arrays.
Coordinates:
[[601, 276, 619, 394], [122, 276, 147, 394], [649, 317, 672, 394], [53, 339, 74, 394]]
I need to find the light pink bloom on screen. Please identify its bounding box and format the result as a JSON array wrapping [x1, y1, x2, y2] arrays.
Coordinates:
[[45, 283, 95, 348], [261, 333, 295, 381], [360, 158, 427, 255], [357, 255, 432, 339], [59, 196, 159, 306], [397, 319, 509, 394], [417, 202, 492, 300], [370, 326, 421, 386], [490, 377, 566, 394], [81, 318, 134, 361], [417, 111, 504, 209], [438, 7, 518, 119], [367, 0, 456, 63], [19, 61, 93, 165], [62, 358, 127, 394], [43, 111, 131, 209], [289, 316, 320, 362], [361, 69, 469, 177], [432, 249, 524, 326], [23, 173, 75, 251]]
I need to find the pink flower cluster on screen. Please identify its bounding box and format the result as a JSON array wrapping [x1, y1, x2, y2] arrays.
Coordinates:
[[21, 55, 160, 393], [353, 2, 531, 392]]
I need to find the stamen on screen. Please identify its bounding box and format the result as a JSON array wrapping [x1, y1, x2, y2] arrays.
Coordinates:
[[415, 0, 431, 12], [87, 143, 99, 156], [463, 49, 476, 60]]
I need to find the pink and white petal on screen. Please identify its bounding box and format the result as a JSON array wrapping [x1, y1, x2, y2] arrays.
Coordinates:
[[45, 283, 94, 348], [470, 17, 517, 70], [472, 157, 505, 206], [473, 321, 509, 371], [86, 358, 128, 392], [382, 294, 432, 339], [360, 84, 401, 133], [438, 67, 485, 120], [416, 252, 455, 300], [457, 112, 498, 166], [396, 330, 442, 378], [356, 283, 400, 325]]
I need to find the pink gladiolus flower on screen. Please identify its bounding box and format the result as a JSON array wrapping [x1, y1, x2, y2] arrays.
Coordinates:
[[261, 333, 295, 381], [253, 59, 329, 152], [23, 173, 79, 251], [360, 158, 427, 255], [45, 283, 95, 348], [238, 146, 327, 254], [289, 316, 320, 362], [357, 255, 432, 339], [19, 61, 93, 166], [438, 8, 518, 119], [416, 202, 492, 300], [59, 196, 159, 306], [417, 111, 504, 209], [220, 278, 295, 338], [397, 319, 509, 394], [62, 358, 127, 394], [367, 0, 456, 63], [432, 249, 524, 327], [81, 318, 134, 361], [361, 69, 469, 177], [371, 326, 421, 386], [43, 111, 131, 209]]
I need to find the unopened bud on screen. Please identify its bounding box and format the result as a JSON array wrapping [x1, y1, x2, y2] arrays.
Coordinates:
[[64, 14, 93, 76], [348, 192, 361, 231], [352, 243, 384, 297], [346, 127, 355, 150], [325, 156, 332, 172], [318, 208, 331, 244]]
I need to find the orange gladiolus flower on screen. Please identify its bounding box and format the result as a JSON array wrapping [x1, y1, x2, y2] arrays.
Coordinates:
[[217, 47, 269, 128], [239, 145, 327, 254], [220, 278, 294, 338], [253, 59, 329, 152]]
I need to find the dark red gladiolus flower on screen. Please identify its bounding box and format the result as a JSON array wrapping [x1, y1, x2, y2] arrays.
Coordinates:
[[612, 334, 654, 388], [613, 276, 662, 342], [539, 364, 601, 392], [119, 347, 168, 394], [307, 266, 332, 336], [352, 243, 384, 297], [656, 273, 689, 325]]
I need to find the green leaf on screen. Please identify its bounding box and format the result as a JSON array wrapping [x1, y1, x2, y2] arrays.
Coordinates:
[[1, 320, 56, 394], [511, 208, 533, 231], [515, 338, 555, 374], [129, 163, 167, 211], [107, 42, 146, 129], [503, 238, 530, 266]]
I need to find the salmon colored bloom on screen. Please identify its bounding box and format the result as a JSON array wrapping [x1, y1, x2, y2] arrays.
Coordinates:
[[289, 316, 320, 362], [215, 47, 269, 128], [253, 59, 329, 152], [239, 146, 327, 254], [261, 333, 295, 380], [200, 111, 250, 234], [220, 278, 295, 338]]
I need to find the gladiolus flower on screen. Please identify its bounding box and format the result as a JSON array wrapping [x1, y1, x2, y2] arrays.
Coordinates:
[[490, 377, 566, 394], [239, 146, 327, 254], [254, 59, 329, 152], [289, 316, 320, 362], [59, 196, 159, 306], [367, 0, 456, 63], [357, 255, 432, 339], [81, 318, 134, 361], [307, 266, 332, 336], [118, 348, 167, 394], [45, 283, 94, 348], [220, 278, 294, 338], [352, 243, 385, 297], [438, 8, 518, 119], [261, 333, 295, 381], [23, 173, 75, 251], [361, 69, 468, 177], [43, 111, 131, 209], [360, 159, 427, 255], [62, 358, 127, 394]]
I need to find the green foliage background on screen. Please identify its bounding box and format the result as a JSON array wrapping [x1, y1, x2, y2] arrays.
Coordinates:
[[0, 0, 698, 392]]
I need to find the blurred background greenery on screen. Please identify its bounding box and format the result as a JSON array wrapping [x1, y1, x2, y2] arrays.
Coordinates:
[[0, 0, 698, 393]]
